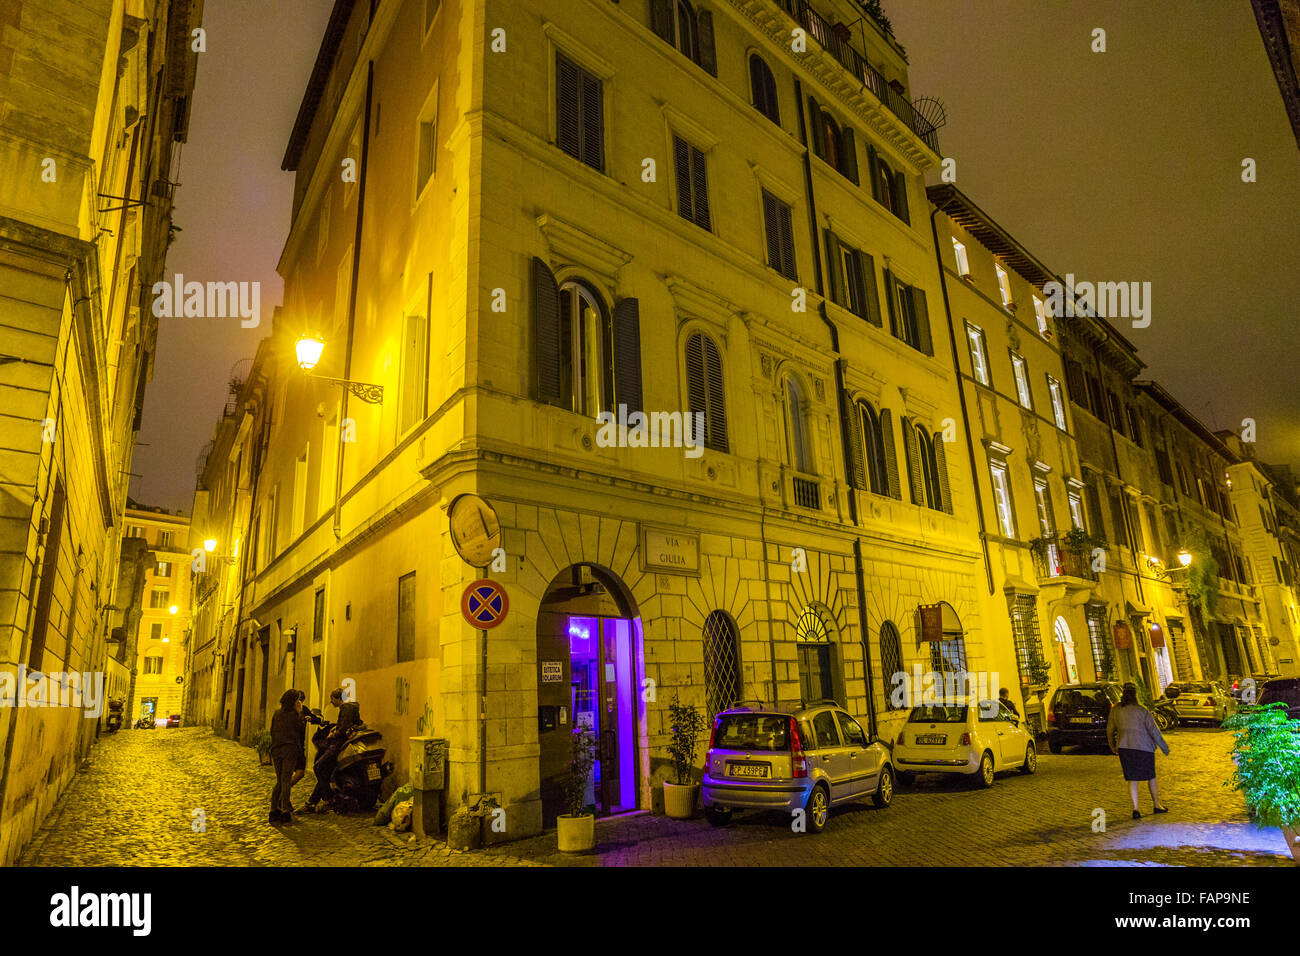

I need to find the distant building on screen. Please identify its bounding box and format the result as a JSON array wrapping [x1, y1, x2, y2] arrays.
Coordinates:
[[0, 0, 199, 865], [122, 505, 193, 722]]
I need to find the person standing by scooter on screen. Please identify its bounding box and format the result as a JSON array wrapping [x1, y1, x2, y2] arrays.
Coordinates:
[[269, 689, 306, 825], [304, 688, 363, 812]]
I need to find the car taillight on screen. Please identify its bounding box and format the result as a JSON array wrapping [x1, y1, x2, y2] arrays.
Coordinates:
[[708, 717, 720, 752], [897, 730, 906, 745], [960, 732, 971, 746], [1048, 710, 1056, 723], [790, 717, 807, 778]]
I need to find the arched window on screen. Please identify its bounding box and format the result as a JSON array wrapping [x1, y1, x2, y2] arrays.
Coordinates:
[[880, 621, 904, 709], [918, 425, 941, 509], [783, 375, 813, 474], [819, 112, 842, 170], [926, 604, 967, 674], [859, 401, 889, 496], [684, 331, 728, 452], [675, 0, 699, 61], [749, 54, 779, 124], [702, 610, 742, 717], [904, 419, 951, 513], [558, 279, 611, 416], [795, 604, 838, 705], [877, 158, 895, 211]]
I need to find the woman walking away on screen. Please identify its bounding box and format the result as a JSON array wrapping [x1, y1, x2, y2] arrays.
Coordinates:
[[1106, 682, 1170, 819], [269, 689, 306, 825]]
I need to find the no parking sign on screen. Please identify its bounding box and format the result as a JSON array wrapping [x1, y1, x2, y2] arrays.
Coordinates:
[[461, 579, 509, 629]]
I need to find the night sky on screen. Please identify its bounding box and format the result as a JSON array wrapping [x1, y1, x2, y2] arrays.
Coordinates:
[[131, 0, 1300, 512]]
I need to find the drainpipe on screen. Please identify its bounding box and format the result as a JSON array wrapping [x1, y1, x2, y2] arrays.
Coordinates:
[[334, 61, 374, 540], [928, 204, 994, 596], [793, 77, 878, 737]]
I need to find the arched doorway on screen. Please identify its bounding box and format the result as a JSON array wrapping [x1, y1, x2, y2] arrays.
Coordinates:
[[1053, 617, 1079, 684], [536, 564, 644, 827]]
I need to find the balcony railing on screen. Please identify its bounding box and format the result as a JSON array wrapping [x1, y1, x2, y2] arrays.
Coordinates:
[[1031, 534, 1099, 582], [776, 0, 939, 152]]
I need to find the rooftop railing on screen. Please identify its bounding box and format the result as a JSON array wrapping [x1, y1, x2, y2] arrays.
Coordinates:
[[776, 0, 939, 152]]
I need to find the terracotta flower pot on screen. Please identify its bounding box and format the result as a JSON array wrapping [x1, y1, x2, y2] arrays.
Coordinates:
[[557, 812, 595, 852], [663, 781, 698, 819]]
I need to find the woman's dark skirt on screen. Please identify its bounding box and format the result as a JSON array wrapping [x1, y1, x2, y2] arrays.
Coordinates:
[[1118, 747, 1156, 781]]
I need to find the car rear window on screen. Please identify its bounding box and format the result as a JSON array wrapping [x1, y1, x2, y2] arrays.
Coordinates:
[[712, 714, 791, 752], [907, 705, 968, 723], [1053, 687, 1115, 712], [1171, 683, 1215, 694], [1259, 682, 1300, 708]]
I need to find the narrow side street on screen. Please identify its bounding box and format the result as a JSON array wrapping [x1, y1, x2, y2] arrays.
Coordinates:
[[17, 725, 1291, 868]]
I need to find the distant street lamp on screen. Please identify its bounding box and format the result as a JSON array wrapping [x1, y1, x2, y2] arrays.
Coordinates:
[[168, 605, 179, 615], [203, 537, 217, 552], [294, 333, 383, 404], [1177, 549, 1193, 567]]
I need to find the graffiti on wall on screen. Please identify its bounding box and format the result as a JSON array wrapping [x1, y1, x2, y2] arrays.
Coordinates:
[[395, 676, 410, 715], [415, 698, 435, 736]]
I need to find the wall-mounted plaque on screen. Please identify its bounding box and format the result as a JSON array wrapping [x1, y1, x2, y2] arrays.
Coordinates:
[[640, 526, 700, 576]]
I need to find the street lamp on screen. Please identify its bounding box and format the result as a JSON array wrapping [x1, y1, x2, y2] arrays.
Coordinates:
[[1177, 549, 1192, 567], [168, 605, 179, 615], [294, 333, 383, 404], [203, 537, 217, 553]]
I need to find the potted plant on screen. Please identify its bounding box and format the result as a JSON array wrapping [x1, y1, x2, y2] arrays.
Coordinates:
[[1224, 702, 1300, 863], [663, 696, 707, 819], [251, 729, 273, 765], [557, 725, 597, 852]]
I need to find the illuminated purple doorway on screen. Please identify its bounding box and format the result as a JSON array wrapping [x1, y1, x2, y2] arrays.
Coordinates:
[[536, 565, 645, 827]]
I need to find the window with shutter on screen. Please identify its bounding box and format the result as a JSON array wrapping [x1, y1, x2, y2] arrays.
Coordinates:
[[902, 417, 925, 505], [761, 189, 797, 280], [933, 435, 952, 513], [532, 257, 564, 407], [841, 391, 866, 491], [749, 55, 779, 124], [879, 408, 901, 499], [1064, 358, 1087, 405], [859, 401, 888, 495], [684, 331, 727, 452], [672, 135, 710, 230], [555, 53, 603, 172], [651, 0, 716, 73], [785, 376, 813, 474], [612, 298, 643, 414]]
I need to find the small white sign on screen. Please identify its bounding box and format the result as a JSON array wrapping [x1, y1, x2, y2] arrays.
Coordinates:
[[542, 660, 563, 683]]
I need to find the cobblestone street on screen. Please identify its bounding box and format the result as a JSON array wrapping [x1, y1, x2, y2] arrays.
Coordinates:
[[17, 724, 1293, 867]]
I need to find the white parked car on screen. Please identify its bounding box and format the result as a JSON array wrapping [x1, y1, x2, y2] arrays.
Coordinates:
[[893, 701, 1037, 787]]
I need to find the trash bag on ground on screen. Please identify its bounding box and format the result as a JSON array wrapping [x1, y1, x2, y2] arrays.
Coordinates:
[[389, 801, 413, 832], [374, 783, 414, 826]]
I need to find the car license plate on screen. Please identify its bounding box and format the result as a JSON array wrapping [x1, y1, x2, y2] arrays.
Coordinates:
[[366, 764, 381, 781], [727, 763, 769, 778], [916, 734, 946, 745], [1070, 717, 1094, 725]]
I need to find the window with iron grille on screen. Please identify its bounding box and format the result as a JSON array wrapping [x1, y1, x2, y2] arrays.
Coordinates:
[[1010, 594, 1040, 684], [795, 605, 836, 704], [929, 634, 966, 675], [1086, 603, 1109, 680], [702, 610, 742, 718], [880, 621, 903, 709]]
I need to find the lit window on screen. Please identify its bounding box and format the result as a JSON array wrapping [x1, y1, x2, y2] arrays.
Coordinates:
[[1033, 479, 1055, 536], [995, 264, 1012, 307], [1033, 295, 1049, 335], [989, 460, 1016, 538], [1047, 376, 1066, 429], [966, 324, 990, 386], [1068, 492, 1086, 530], [952, 239, 970, 277], [1011, 353, 1032, 408]]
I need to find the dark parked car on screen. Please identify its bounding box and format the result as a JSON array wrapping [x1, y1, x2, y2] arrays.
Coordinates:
[[1047, 682, 1122, 753], [1257, 678, 1300, 721], [164, 714, 181, 728]]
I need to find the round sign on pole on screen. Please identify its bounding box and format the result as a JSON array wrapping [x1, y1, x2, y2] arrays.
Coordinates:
[[462, 579, 509, 629]]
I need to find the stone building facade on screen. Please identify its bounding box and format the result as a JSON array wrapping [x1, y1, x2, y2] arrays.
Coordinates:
[[0, 0, 199, 864], [122, 504, 192, 722]]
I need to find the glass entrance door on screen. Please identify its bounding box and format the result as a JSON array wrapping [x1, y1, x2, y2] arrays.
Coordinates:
[[567, 615, 638, 816]]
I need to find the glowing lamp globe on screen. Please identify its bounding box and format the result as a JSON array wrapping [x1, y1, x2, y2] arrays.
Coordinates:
[[1177, 549, 1192, 567], [168, 605, 179, 615], [203, 538, 217, 552], [296, 334, 325, 370]]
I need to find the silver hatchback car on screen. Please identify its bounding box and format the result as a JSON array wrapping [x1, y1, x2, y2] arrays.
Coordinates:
[[701, 702, 894, 833]]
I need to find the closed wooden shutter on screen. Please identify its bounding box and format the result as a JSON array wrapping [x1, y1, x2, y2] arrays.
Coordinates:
[[762, 190, 782, 272], [823, 230, 841, 306], [912, 286, 932, 355], [1064, 358, 1087, 404], [703, 334, 727, 451], [697, 9, 717, 75], [532, 257, 563, 406], [861, 251, 882, 327], [934, 435, 952, 513], [612, 298, 643, 413], [883, 269, 898, 337], [674, 136, 693, 220], [776, 199, 796, 280], [750, 55, 778, 123], [690, 143, 710, 228], [894, 169, 910, 223], [555, 54, 581, 160], [867, 145, 881, 202], [841, 126, 858, 184], [650, 0, 674, 42], [902, 416, 925, 504], [841, 391, 866, 490], [880, 408, 901, 499], [579, 70, 603, 170]]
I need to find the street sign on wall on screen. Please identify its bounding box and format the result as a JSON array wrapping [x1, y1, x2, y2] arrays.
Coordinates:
[[461, 579, 509, 629]]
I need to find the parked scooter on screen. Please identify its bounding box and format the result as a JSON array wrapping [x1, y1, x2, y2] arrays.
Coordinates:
[[1152, 686, 1181, 732], [134, 715, 156, 729], [309, 718, 394, 812], [104, 699, 124, 734]]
